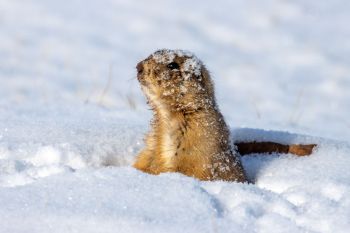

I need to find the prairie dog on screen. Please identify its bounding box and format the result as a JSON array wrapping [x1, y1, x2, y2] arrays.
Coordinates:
[[133, 49, 246, 182]]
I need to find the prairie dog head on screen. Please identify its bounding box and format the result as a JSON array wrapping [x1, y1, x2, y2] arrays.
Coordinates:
[[136, 49, 216, 113]]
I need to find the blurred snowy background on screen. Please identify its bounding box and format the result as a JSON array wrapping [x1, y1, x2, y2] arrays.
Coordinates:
[[1, 1, 350, 232]]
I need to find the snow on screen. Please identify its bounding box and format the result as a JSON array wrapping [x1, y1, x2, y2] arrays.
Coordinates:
[[183, 57, 202, 79], [152, 49, 202, 79], [1, 0, 350, 232]]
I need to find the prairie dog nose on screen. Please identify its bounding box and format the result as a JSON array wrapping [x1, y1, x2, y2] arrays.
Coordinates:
[[136, 61, 144, 74]]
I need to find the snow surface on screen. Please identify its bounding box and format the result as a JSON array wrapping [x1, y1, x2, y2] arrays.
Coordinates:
[[1, 0, 350, 232]]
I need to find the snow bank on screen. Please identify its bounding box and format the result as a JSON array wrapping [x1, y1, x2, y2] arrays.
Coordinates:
[[0, 168, 225, 233], [1, 114, 350, 233], [1, 133, 350, 233], [0, 105, 145, 187]]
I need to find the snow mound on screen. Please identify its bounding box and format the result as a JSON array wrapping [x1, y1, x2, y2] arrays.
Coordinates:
[[1, 114, 350, 232], [1, 131, 350, 233], [0, 105, 146, 187]]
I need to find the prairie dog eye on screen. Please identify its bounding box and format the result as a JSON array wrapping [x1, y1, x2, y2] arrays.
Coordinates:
[[167, 62, 180, 70]]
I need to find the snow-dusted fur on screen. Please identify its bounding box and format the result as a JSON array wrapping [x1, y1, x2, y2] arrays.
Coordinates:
[[133, 49, 246, 182]]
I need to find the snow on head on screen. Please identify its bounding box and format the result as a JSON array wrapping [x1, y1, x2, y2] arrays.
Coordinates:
[[152, 49, 177, 64], [152, 49, 202, 80]]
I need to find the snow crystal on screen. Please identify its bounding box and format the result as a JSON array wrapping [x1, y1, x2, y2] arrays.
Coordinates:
[[183, 57, 202, 77], [152, 49, 176, 64]]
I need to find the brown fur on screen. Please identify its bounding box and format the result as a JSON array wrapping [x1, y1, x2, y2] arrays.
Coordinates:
[[133, 49, 316, 183], [236, 142, 316, 156], [133, 49, 246, 182]]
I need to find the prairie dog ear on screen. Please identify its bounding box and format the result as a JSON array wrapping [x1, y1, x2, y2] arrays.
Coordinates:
[[201, 65, 215, 97]]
